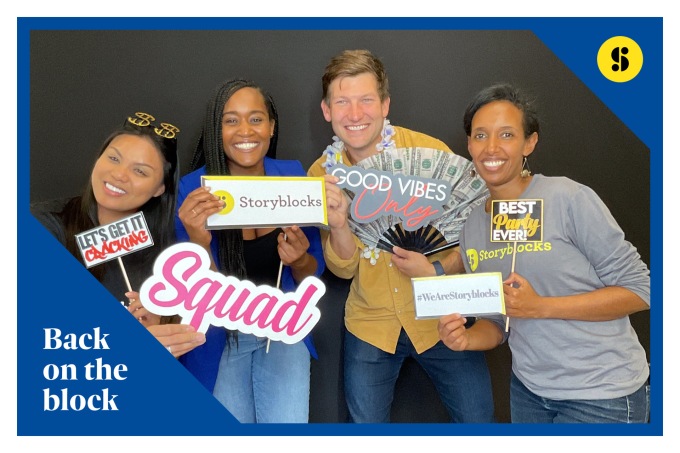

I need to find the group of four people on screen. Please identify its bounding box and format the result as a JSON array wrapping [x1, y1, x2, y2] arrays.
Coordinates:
[[32, 49, 650, 424]]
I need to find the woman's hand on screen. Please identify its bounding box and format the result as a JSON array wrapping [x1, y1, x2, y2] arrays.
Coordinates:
[[279, 226, 317, 283], [126, 291, 160, 328], [323, 174, 349, 230], [147, 324, 206, 359], [323, 174, 357, 260], [278, 225, 310, 266], [503, 272, 542, 319], [177, 186, 223, 247]]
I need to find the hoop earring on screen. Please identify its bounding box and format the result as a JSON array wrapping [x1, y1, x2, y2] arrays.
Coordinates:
[[520, 156, 531, 178]]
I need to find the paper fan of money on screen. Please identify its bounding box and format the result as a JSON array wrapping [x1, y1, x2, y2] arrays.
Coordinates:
[[340, 147, 488, 256]]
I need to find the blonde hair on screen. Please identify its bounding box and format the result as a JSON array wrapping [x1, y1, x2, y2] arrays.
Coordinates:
[[322, 49, 390, 103]]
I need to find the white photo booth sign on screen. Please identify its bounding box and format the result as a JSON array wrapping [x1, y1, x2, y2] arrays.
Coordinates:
[[75, 212, 153, 268], [412, 272, 505, 319], [201, 175, 328, 229]]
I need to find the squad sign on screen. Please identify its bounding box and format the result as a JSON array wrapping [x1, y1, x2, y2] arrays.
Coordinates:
[[490, 199, 543, 242], [75, 212, 153, 268], [202, 176, 327, 229], [139, 242, 325, 344], [329, 164, 450, 231]]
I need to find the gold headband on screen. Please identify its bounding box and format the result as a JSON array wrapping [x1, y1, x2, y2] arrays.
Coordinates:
[[127, 112, 180, 139]]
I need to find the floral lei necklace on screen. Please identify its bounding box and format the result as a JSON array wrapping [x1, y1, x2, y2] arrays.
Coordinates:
[[321, 119, 395, 264]]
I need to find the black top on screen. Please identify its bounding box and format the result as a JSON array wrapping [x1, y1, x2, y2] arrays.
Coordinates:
[[243, 227, 283, 287], [31, 198, 153, 304]]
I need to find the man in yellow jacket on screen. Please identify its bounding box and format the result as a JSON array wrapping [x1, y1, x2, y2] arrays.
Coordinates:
[[308, 49, 499, 423]]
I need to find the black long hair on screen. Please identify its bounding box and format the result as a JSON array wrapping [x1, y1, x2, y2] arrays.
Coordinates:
[[60, 119, 179, 283], [189, 78, 279, 279]]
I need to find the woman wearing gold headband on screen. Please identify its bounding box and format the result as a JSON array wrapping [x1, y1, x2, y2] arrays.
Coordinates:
[[31, 112, 206, 358]]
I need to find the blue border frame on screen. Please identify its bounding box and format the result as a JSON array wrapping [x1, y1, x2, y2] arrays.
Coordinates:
[[17, 17, 662, 437]]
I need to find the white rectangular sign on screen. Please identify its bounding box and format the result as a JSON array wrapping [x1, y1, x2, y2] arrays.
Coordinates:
[[412, 272, 505, 319], [202, 176, 328, 229]]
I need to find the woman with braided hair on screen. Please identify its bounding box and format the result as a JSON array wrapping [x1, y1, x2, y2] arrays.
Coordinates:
[[175, 78, 325, 423]]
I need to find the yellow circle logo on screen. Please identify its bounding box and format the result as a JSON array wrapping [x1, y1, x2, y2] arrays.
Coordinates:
[[213, 190, 235, 215], [466, 249, 479, 272], [597, 36, 643, 83]]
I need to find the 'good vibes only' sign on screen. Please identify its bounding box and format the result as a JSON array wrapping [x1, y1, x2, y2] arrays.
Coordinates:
[[329, 164, 450, 230]]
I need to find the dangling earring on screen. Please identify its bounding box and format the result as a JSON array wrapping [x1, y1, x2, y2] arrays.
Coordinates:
[[469, 167, 476, 178], [520, 156, 531, 178]]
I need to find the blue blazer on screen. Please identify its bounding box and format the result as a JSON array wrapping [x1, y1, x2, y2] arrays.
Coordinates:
[[175, 157, 326, 393]]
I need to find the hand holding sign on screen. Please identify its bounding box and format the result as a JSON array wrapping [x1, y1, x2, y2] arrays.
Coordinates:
[[126, 291, 161, 328], [502, 272, 541, 319], [490, 199, 543, 331], [177, 186, 223, 248], [146, 324, 207, 359], [323, 174, 351, 230], [277, 226, 311, 267]]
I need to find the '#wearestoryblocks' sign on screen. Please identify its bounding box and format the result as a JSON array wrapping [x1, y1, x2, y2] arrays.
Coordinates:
[[412, 272, 505, 319], [328, 164, 451, 230], [139, 242, 325, 344], [202, 175, 328, 229], [75, 212, 153, 268], [490, 199, 543, 242]]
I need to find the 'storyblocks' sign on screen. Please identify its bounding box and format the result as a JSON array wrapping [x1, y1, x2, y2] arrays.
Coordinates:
[[75, 212, 153, 268], [139, 242, 325, 344], [202, 175, 328, 229], [412, 272, 505, 319], [490, 199, 543, 242], [329, 164, 450, 230]]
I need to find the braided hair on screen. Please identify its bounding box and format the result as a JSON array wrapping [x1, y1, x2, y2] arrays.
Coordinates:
[[189, 78, 279, 279]]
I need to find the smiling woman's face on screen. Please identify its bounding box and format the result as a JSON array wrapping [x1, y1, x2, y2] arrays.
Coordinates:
[[91, 133, 166, 225], [468, 100, 537, 196], [221, 87, 275, 176]]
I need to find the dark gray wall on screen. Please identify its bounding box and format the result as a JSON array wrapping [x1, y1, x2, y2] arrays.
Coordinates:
[[29, 29, 650, 423]]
